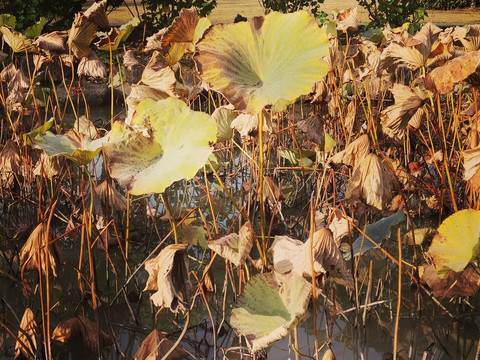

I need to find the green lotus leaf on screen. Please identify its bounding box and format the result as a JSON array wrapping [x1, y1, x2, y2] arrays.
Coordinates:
[[24, 17, 47, 38], [230, 272, 311, 352], [96, 17, 140, 51], [211, 105, 234, 142], [23, 118, 54, 145], [104, 97, 217, 195], [0, 14, 16, 28], [427, 209, 480, 277], [33, 130, 109, 165], [195, 11, 330, 114]]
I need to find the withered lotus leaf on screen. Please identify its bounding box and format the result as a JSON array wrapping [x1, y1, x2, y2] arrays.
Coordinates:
[[230, 110, 274, 138], [426, 209, 480, 277], [345, 153, 396, 210], [230, 272, 311, 353], [52, 315, 113, 352], [208, 222, 254, 267], [336, 8, 358, 33], [143, 243, 191, 314], [77, 52, 107, 78], [0, 25, 38, 53], [420, 263, 480, 298], [161, 7, 211, 50], [270, 228, 353, 288], [195, 11, 329, 114], [140, 51, 178, 98], [425, 50, 480, 94], [95, 180, 127, 212], [83, 0, 109, 28], [14, 308, 37, 359], [463, 146, 480, 192], [211, 105, 235, 142], [452, 25, 480, 51], [95, 17, 140, 51], [297, 114, 325, 149], [134, 329, 189, 360], [19, 222, 62, 276], [68, 13, 97, 58], [330, 134, 370, 167], [33, 31, 68, 53], [381, 84, 424, 141]]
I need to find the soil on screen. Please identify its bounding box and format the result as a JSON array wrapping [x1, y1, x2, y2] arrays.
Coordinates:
[[104, 0, 480, 25]]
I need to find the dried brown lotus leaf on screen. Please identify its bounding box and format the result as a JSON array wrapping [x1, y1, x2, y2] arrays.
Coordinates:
[[297, 114, 325, 148], [322, 348, 336, 360], [381, 84, 423, 141], [94, 27, 121, 49], [328, 209, 357, 246], [425, 50, 480, 94], [336, 8, 358, 33], [143, 243, 191, 314], [381, 42, 425, 71], [95, 180, 127, 212], [419, 263, 480, 298], [230, 110, 273, 139], [382, 23, 409, 44], [453, 25, 480, 51], [77, 52, 107, 78], [408, 106, 425, 130], [15, 308, 37, 359], [52, 315, 113, 352], [19, 222, 62, 276], [33, 53, 54, 71], [144, 28, 168, 52], [270, 229, 353, 288], [331, 134, 369, 167], [33, 31, 68, 53], [308, 79, 330, 103], [463, 146, 480, 181], [161, 7, 199, 48], [0, 63, 16, 83], [134, 329, 189, 360], [1, 139, 22, 175], [68, 13, 97, 58], [84, 0, 109, 28], [208, 222, 254, 267], [345, 153, 396, 210], [262, 176, 284, 211], [123, 50, 142, 69], [141, 51, 178, 97], [32, 152, 65, 178]]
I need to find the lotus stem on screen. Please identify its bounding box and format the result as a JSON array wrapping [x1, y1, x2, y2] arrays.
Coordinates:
[[258, 110, 267, 266], [393, 228, 402, 360], [160, 310, 190, 360]]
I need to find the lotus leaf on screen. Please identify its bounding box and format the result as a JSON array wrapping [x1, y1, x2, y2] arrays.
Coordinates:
[[95, 17, 140, 51], [427, 209, 480, 277], [195, 11, 330, 114], [24, 17, 47, 38], [0, 25, 38, 53], [104, 97, 216, 195], [208, 222, 254, 266], [211, 105, 234, 142], [33, 130, 109, 165], [230, 272, 311, 352], [23, 118, 54, 145], [15, 308, 37, 359]]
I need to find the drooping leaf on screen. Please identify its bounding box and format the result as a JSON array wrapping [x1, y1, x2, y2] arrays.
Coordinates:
[[208, 222, 254, 267], [95, 180, 127, 212], [84, 0, 109, 28], [134, 329, 189, 360], [104, 97, 216, 195], [140, 51, 178, 98], [331, 134, 370, 167], [347, 211, 406, 259], [15, 308, 37, 359], [19, 222, 63, 276], [177, 224, 208, 248], [195, 11, 330, 114], [426, 209, 480, 277], [95, 17, 140, 51], [77, 51, 107, 78], [143, 243, 191, 314], [230, 272, 311, 353], [52, 315, 113, 352], [230, 110, 274, 138], [33, 31, 68, 53], [336, 8, 358, 33], [68, 13, 97, 58], [211, 105, 235, 142], [33, 130, 109, 165], [345, 153, 396, 210], [278, 147, 315, 167], [0, 14, 16, 28]]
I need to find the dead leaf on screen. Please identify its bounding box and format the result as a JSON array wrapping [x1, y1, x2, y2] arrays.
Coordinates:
[[77, 52, 107, 78], [68, 13, 97, 58], [19, 222, 62, 277], [33, 31, 68, 53], [14, 308, 37, 359], [330, 134, 369, 167], [144, 243, 191, 314], [345, 153, 396, 210], [95, 180, 127, 212], [452, 25, 480, 51], [297, 114, 325, 149], [322, 348, 336, 360], [230, 110, 273, 139], [208, 222, 254, 267], [336, 8, 358, 33], [463, 145, 480, 192], [52, 315, 113, 352], [84, 0, 109, 28], [425, 50, 480, 94], [161, 7, 199, 48], [134, 329, 189, 360], [141, 51, 178, 98]]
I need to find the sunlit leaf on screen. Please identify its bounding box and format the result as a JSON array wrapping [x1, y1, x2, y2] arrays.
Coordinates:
[[0, 14, 16, 28], [105, 97, 216, 195], [230, 110, 274, 138], [211, 105, 235, 142], [95, 180, 127, 212], [23, 118, 54, 145], [195, 11, 330, 114], [95, 17, 140, 51], [0, 25, 38, 53], [77, 51, 107, 78], [143, 243, 191, 314], [24, 17, 47, 38], [331, 134, 370, 167], [68, 13, 97, 58], [208, 222, 254, 266], [15, 308, 37, 359], [427, 209, 480, 277], [141, 51, 178, 98], [230, 272, 311, 352], [278, 147, 315, 167], [337, 8, 358, 33], [345, 153, 397, 210], [33, 130, 109, 165]]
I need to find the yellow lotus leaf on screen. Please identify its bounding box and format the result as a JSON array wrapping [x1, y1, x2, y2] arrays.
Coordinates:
[[427, 209, 480, 277], [104, 97, 217, 195], [195, 11, 330, 114]]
